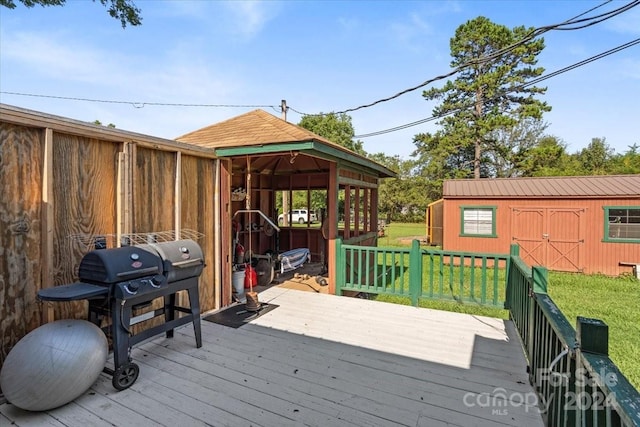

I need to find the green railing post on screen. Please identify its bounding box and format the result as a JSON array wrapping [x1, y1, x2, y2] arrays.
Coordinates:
[[577, 316, 608, 356], [510, 244, 520, 257], [335, 238, 343, 296], [505, 245, 520, 310], [575, 317, 608, 426], [532, 265, 548, 294], [409, 239, 422, 307]]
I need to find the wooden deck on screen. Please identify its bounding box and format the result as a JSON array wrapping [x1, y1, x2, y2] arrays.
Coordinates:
[[1, 287, 544, 427]]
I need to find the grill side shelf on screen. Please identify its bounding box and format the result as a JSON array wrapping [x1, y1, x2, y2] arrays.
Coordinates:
[[38, 283, 109, 301]]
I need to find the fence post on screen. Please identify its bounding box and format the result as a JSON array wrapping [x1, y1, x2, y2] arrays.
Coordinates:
[[575, 317, 609, 425], [335, 238, 343, 296], [409, 239, 422, 306], [532, 266, 548, 294], [510, 244, 519, 257], [505, 244, 520, 310], [576, 317, 608, 356]]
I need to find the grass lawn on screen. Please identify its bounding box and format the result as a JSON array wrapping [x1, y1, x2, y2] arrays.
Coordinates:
[[377, 221, 426, 247], [372, 222, 640, 391], [547, 272, 640, 391]]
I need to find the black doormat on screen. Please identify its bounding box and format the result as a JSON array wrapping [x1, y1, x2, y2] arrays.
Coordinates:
[[203, 303, 279, 329]]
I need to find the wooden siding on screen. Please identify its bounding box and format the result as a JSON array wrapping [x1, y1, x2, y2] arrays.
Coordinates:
[[0, 123, 44, 363], [180, 154, 216, 312], [52, 133, 120, 320], [443, 197, 640, 276], [427, 199, 444, 246], [0, 119, 220, 366], [133, 147, 176, 233]]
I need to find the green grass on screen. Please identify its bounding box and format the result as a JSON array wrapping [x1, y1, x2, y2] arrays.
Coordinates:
[[370, 222, 640, 391], [377, 222, 425, 247], [547, 272, 640, 391], [374, 294, 509, 319]]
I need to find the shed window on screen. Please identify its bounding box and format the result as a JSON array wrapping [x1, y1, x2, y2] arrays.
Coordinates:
[[605, 207, 640, 242], [460, 206, 496, 237]]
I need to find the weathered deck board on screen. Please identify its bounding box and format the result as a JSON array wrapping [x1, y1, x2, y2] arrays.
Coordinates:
[[0, 287, 544, 427]]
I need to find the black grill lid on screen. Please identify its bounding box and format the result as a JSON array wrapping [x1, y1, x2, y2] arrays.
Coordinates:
[[78, 245, 163, 284], [145, 239, 204, 282]]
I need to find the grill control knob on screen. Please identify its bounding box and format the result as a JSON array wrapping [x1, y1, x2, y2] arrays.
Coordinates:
[[125, 281, 139, 294], [150, 275, 164, 288]]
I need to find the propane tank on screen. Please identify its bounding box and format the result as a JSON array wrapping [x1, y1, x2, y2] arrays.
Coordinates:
[[244, 264, 257, 289], [235, 242, 245, 265]]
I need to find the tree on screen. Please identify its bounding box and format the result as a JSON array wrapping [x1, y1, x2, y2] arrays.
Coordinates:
[[92, 120, 116, 128], [1, 0, 142, 27], [609, 144, 640, 174], [518, 135, 572, 176], [576, 137, 614, 175], [484, 118, 548, 177], [298, 112, 365, 155], [368, 153, 430, 222], [415, 16, 550, 179]]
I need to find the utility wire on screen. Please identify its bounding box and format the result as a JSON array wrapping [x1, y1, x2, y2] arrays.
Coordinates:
[[0, 91, 277, 110], [331, 0, 638, 115], [353, 37, 640, 139], [1, 1, 635, 114]]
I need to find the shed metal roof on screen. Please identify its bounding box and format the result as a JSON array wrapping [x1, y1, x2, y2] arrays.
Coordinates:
[[443, 175, 640, 199]]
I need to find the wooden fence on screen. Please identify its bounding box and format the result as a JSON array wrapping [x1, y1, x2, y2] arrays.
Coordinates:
[[0, 108, 220, 365]]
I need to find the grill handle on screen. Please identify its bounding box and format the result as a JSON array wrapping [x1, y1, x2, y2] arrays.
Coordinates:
[[116, 266, 160, 279], [171, 258, 203, 269]]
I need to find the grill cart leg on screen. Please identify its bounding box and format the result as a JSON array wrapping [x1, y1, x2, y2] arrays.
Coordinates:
[[187, 286, 202, 348], [164, 293, 176, 339], [111, 300, 133, 373]]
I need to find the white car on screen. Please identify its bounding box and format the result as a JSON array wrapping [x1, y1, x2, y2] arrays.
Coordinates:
[[278, 209, 317, 224]]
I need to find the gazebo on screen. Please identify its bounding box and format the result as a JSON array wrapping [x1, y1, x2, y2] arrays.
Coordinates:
[[177, 109, 395, 302]]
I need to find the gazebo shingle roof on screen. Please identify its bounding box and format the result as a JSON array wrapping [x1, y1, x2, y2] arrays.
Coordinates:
[[176, 109, 338, 149]]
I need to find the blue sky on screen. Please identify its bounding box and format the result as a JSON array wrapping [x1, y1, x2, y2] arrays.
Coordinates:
[[1, 0, 638, 159]]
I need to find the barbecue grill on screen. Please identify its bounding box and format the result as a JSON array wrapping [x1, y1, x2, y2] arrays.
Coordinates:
[[38, 239, 204, 390]]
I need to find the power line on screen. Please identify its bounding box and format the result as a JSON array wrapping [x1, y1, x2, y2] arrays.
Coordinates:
[[3, 1, 636, 114], [0, 91, 277, 110], [1, 1, 637, 119], [331, 0, 638, 115], [353, 37, 640, 139]]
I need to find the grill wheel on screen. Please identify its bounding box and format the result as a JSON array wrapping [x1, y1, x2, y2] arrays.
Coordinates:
[[112, 362, 140, 391]]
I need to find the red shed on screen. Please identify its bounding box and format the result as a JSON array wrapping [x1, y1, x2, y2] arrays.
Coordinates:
[[438, 175, 640, 276]]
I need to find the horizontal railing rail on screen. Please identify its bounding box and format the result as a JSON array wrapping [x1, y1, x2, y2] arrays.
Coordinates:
[[506, 245, 640, 427], [336, 239, 508, 308]]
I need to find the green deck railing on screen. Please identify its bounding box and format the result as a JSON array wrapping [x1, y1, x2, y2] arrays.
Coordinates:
[[507, 245, 640, 427], [335, 239, 640, 426], [336, 239, 509, 308]]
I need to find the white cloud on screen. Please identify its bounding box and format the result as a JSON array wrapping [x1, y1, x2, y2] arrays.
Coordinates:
[[1, 30, 236, 103], [604, 7, 640, 35], [620, 57, 640, 80], [222, 1, 282, 40], [337, 16, 360, 32]]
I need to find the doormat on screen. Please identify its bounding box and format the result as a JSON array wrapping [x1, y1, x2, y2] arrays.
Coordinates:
[[203, 303, 279, 329]]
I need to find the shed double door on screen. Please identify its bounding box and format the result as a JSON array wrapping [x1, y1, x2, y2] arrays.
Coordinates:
[[511, 207, 585, 272]]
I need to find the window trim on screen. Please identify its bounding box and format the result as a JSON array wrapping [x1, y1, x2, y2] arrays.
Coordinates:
[[459, 205, 498, 238], [603, 205, 640, 244]]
